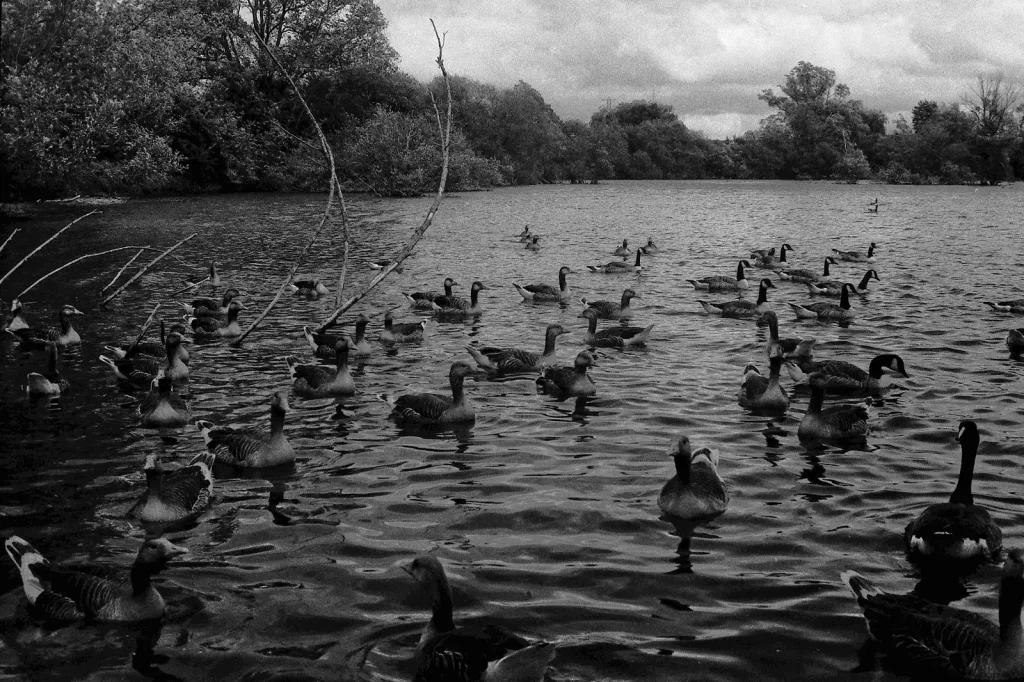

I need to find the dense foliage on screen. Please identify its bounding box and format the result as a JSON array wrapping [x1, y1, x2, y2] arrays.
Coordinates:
[[2, 1, 1022, 199]]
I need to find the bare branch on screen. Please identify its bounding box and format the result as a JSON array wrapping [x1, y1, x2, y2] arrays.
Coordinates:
[[100, 248, 145, 293], [99, 233, 198, 307], [0, 210, 100, 287], [0, 228, 20, 257], [17, 246, 153, 299]]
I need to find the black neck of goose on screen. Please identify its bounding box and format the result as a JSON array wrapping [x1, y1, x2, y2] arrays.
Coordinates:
[[221, 291, 232, 306], [767, 315, 779, 342], [756, 284, 770, 305], [430, 574, 456, 632], [867, 355, 887, 379], [779, 246, 788, 263], [575, 361, 589, 376], [807, 382, 824, 414], [823, 259, 832, 275], [542, 329, 560, 354], [736, 261, 746, 280], [158, 377, 172, 396], [384, 317, 393, 331], [227, 306, 240, 323], [355, 320, 368, 342], [130, 560, 159, 596], [634, 251, 641, 266], [443, 282, 453, 296], [839, 286, 851, 309], [867, 244, 875, 257], [673, 454, 692, 485], [949, 436, 978, 505], [449, 373, 465, 403], [858, 271, 873, 290], [470, 287, 480, 306], [164, 340, 181, 369], [558, 269, 568, 290], [145, 465, 162, 492], [619, 291, 631, 308], [585, 314, 597, 334], [998, 575, 1024, 642], [270, 403, 286, 435], [768, 354, 782, 381]]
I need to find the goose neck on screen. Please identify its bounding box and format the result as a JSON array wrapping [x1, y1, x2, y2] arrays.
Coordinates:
[[839, 286, 850, 309], [542, 330, 560, 355], [130, 560, 158, 596], [558, 269, 568, 290], [736, 261, 746, 280], [449, 374, 465, 404], [756, 284, 770, 305], [998, 576, 1024, 643], [585, 314, 598, 334], [270, 405, 286, 435], [807, 383, 824, 415], [469, 287, 480, 306], [355, 320, 368, 342], [949, 438, 978, 504], [672, 454, 692, 485]]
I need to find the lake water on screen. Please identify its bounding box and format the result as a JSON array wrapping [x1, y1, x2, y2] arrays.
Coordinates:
[[0, 180, 1022, 681]]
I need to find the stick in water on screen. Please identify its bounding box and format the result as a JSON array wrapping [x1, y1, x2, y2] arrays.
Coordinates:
[[100, 248, 145, 294], [0, 210, 100, 287], [17, 246, 154, 299], [99, 233, 197, 307]]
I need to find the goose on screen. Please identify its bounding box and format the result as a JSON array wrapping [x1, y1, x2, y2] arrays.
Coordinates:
[[985, 299, 1024, 314], [8, 304, 85, 349], [841, 549, 1024, 680], [368, 259, 403, 273], [180, 288, 240, 317], [754, 243, 794, 268], [286, 338, 356, 398], [195, 392, 295, 468], [1008, 328, 1024, 353], [525, 235, 541, 251], [183, 262, 222, 288], [466, 323, 568, 375], [687, 260, 751, 292], [305, 314, 371, 359], [535, 350, 597, 398], [578, 308, 652, 348], [517, 224, 531, 241], [380, 361, 475, 425], [404, 555, 556, 682], [904, 420, 1002, 562], [640, 237, 660, 254], [797, 373, 870, 441], [138, 372, 191, 428], [380, 312, 426, 344], [778, 256, 837, 284], [513, 266, 573, 303], [789, 282, 856, 321], [105, 321, 191, 365], [613, 238, 630, 256], [23, 341, 69, 396], [4, 535, 188, 623], [657, 435, 728, 520], [288, 279, 329, 297], [188, 300, 244, 337], [739, 343, 789, 412], [128, 453, 215, 523], [583, 287, 640, 320], [405, 277, 459, 310], [867, 197, 879, 212], [807, 269, 879, 296], [784, 353, 909, 394], [760, 310, 815, 360], [587, 249, 642, 273], [100, 332, 189, 386], [432, 281, 488, 319], [697, 278, 775, 318], [5, 298, 30, 332], [750, 247, 775, 261], [832, 242, 877, 263]]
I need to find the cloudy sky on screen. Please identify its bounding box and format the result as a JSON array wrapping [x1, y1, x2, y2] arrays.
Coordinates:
[[376, 0, 1024, 139]]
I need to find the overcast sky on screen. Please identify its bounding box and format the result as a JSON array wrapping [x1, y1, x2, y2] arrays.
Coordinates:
[[376, 0, 1024, 139]]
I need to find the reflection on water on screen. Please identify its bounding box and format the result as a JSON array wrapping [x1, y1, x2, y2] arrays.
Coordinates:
[[1, 181, 1022, 681]]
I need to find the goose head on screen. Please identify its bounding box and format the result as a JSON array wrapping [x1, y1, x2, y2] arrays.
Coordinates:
[[577, 308, 598, 321], [545, 323, 569, 339], [449, 361, 475, 381], [61, 305, 85, 317], [470, 281, 488, 293], [270, 391, 290, 414], [574, 350, 596, 370], [135, 537, 189, 566], [956, 419, 979, 449]]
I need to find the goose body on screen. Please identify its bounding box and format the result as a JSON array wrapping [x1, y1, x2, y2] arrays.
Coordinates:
[[128, 453, 214, 523], [842, 549, 1024, 680], [832, 242, 877, 263], [23, 341, 69, 396], [105, 321, 191, 365], [433, 281, 488, 319], [778, 256, 837, 284], [797, 373, 870, 441], [640, 237, 659, 254], [1008, 328, 1024, 352], [383, 361, 475, 425], [466, 324, 567, 375], [180, 288, 239, 317], [583, 288, 640, 320], [578, 308, 652, 348], [380, 312, 426, 344], [789, 283, 856, 321], [4, 298, 30, 332], [4, 536, 188, 623], [786, 353, 908, 394], [754, 243, 794, 269], [588, 249, 642, 273], [100, 332, 189, 386], [286, 339, 355, 398], [525, 236, 541, 250], [305, 314, 371, 359], [985, 299, 1024, 314], [9, 304, 85, 349], [698, 278, 775, 318], [807, 269, 879, 296], [761, 310, 815, 360], [739, 343, 789, 412], [405, 278, 459, 309], [536, 351, 597, 398], [188, 301, 244, 337], [138, 373, 191, 427], [512, 266, 573, 303], [658, 436, 728, 520], [687, 260, 751, 291], [517, 225, 531, 241], [288, 279, 329, 298], [195, 392, 295, 468], [613, 239, 630, 256]]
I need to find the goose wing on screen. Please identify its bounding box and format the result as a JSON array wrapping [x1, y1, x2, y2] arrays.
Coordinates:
[[522, 283, 558, 296], [156, 454, 214, 515], [205, 427, 267, 465], [820, 404, 869, 435], [585, 300, 617, 317], [719, 299, 756, 316], [540, 366, 574, 392], [33, 563, 126, 618], [904, 503, 1002, 555], [394, 321, 425, 335], [741, 373, 770, 401], [291, 362, 333, 389], [493, 348, 541, 373], [694, 275, 735, 288], [393, 392, 454, 422], [805, 360, 869, 383], [420, 624, 530, 681]]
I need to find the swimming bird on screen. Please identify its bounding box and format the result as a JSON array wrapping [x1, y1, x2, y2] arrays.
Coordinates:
[[195, 392, 295, 468], [404, 277, 458, 310], [797, 373, 870, 441], [466, 323, 568, 375], [657, 435, 729, 520], [517, 224, 532, 242], [404, 555, 556, 682], [578, 308, 652, 348], [23, 341, 69, 396], [687, 260, 752, 292], [613, 239, 630, 256], [985, 298, 1024, 314], [513, 266, 573, 303], [8, 304, 85, 348], [903, 420, 1002, 563], [807, 269, 879, 296], [128, 453, 215, 523], [188, 300, 244, 337], [588, 249, 642, 273], [841, 549, 1023, 680], [183, 262, 222, 288], [535, 350, 597, 398], [640, 237, 660, 254], [760, 310, 815, 360], [1008, 329, 1024, 353], [785, 353, 909, 394], [380, 312, 426, 344], [138, 371, 191, 428], [789, 282, 857, 321], [288, 279, 329, 298], [832, 242, 877, 263], [105, 320, 191, 365], [697, 278, 775, 318], [750, 247, 775, 261], [4, 535, 188, 623], [778, 256, 837, 284], [525, 235, 541, 250], [583, 287, 640, 320], [4, 298, 30, 332], [368, 259, 403, 273], [180, 288, 240, 317], [432, 281, 488, 319], [381, 361, 475, 425], [100, 332, 189, 386], [286, 338, 355, 398], [305, 314, 371, 359], [754, 243, 794, 268], [739, 343, 789, 412]]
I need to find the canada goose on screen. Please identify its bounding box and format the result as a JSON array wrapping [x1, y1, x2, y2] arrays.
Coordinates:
[[128, 453, 214, 523], [380, 312, 426, 344], [832, 242, 877, 263], [797, 373, 870, 441], [466, 323, 568, 374], [518, 225, 532, 242], [138, 371, 191, 428], [613, 238, 630, 256], [807, 269, 879, 296], [195, 392, 295, 468], [180, 288, 240, 317], [985, 298, 1024, 314], [657, 435, 728, 520], [286, 338, 355, 398], [100, 332, 188, 386], [525, 235, 541, 250], [380, 361, 475, 425], [739, 343, 789, 412], [588, 249, 642, 273], [640, 237, 660, 254], [536, 350, 597, 398], [789, 283, 857, 321], [583, 288, 640, 320], [760, 310, 815, 360], [8, 304, 85, 349], [513, 266, 573, 303], [432, 281, 488, 319], [904, 420, 1002, 562], [578, 308, 653, 348], [4, 535, 188, 622], [754, 243, 794, 268], [405, 277, 459, 310], [687, 260, 751, 291], [23, 341, 69, 396], [750, 247, 775, 261], [1008, 328, 1024, 353], [404, 555, 556, 682], [698, 278, 775, 318], [188, 301, 244, 337], [841, 549, 1024, 680], [785, 353, 908, 394], [778, 256, 837, 284]]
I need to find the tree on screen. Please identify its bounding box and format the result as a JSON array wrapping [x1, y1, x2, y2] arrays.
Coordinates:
[[961, 76, 1021, 184]]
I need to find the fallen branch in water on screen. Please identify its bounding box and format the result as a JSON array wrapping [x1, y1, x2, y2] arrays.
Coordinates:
[[131, 303, 162, 347], [100, 248, 145, 293], [16, 246, 155, 299], [333, 177, 350, 309], [99, 233, 197, 307], [0, 228, 20, 258], [0, 210, 100, 287], [171, 276, 209, 296]]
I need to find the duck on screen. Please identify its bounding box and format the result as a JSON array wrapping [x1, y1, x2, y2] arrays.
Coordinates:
[[657, 435, 728, 520], [305, 314, 371, 359], [525, 235, 541, 251], [578, 308, 653, 348], [4, 297, 30, 332], [582, 287, 640, 320], [788, 282, 857, 321], [179, 287, 240, 317], [105, 320, 191, 365], [286, 338, 356, 398], [128, 453, 215, 523], [841, 549, 1023, 680], [8, 304, 85, 349], [405, 277, 459, 310], [432, 281, 488, 319], [99, 331, 189, 386], [138, 371, 191, 428], [587, 249, 642, 273], [183, 262, 222, 288], [784, 353, 909, 394], [381, 361, 475, 425], [288, 279, 329, 298], [513, 266, 573, 303], [807, 269, 879, 296], [4, 535, 188, 623], [760, 310, 815, 360], [640, 237, 660, 254], [379, 312, 427, 344], [613, 238, 630, 256], [687, 260, 751, 292], [535, 350, 597, 398], [466, 323, 568, 375], [698, 278, 775, 318], [517, 224, 532, 242], [368, 259, 403, 273], [195, 391, 295, 468], [832, 242, 877, 263], [778, 256, 837, 284], [985, 298, 1024, 314], [188, 300, 244, 337], [23, 341, 70, 396], [904, 420, 1002, 563], [797, 373, 870, 441], [739, 343, 789, 412], [754, 243, 794, 268], [404, 555, 556, 682], [1008, 328, 1024, 353]]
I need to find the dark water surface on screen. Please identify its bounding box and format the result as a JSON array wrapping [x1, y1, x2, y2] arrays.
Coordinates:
[[1, 180, 1022, 681]]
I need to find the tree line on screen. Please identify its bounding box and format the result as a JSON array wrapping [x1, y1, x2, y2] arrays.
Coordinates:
[[2, 1, 1022, 200]]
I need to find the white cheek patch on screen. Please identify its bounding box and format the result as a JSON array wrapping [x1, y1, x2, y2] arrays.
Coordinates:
[[909, 535, 988, 558]]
